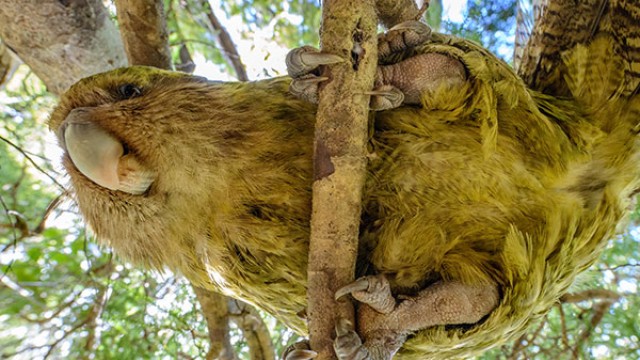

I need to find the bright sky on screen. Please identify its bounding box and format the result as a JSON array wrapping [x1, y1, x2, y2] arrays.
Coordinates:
[[442, 0, 467, 23]]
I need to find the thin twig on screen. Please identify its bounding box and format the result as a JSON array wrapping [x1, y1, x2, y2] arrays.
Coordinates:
[[188, 0, 248, 81], [33, 192, 67, 234], [0, 134, 66, 191]]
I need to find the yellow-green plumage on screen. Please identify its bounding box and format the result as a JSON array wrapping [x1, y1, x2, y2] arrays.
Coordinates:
[[49, 31, 639, 359]]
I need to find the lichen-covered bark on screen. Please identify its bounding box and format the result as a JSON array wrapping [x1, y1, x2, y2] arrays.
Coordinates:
[[114, 0, 172, 70], [0, 0, 126, 95], [307, 1, 379, 359]]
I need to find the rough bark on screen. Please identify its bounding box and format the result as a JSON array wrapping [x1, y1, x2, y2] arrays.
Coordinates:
[[193, 287, 238, 360], [307, 1, 379, 359], [114, 0, 172, 69], [0, 0, 126, 95]]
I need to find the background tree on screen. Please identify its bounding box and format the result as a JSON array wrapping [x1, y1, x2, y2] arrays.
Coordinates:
[[0, 0, 638, 359]]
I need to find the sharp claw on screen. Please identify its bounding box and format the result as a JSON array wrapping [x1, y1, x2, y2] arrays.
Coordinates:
[[365, 87, 405, 111], [284, 349, 318, 360], [335, 318, 355, 336], [283, 340, 317, 360], [334, 318, 370, 360], [289, 75, 329, 103], [286, 47, 344, 78], [299, 52, 343, 67], [335, 278, 370, 300]]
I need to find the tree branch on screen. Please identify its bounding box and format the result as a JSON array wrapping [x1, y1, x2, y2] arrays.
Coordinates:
[[228, 299, 275, 360], [0, 135, 66, 191], [114, 0, 172, 69], [307, 1, 379, 359], [0, 0, 126, 94], [560, 289, 621, 303], [192, 286, 237, 360], [195, 0, 248, 81]]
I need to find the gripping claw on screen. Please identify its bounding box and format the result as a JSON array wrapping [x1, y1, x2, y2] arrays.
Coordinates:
[[378, 21, 432, 60], [335, 275, 396, 314], [283, 341, 318, 360], [286, 46, 344, 78], [364, 86, 405, 111]]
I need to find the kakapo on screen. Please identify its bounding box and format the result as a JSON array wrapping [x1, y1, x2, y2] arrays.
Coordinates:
[[49, 13, 640, 360]]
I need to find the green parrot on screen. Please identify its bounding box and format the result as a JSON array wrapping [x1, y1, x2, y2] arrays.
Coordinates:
[[48, 1, 640, 358]]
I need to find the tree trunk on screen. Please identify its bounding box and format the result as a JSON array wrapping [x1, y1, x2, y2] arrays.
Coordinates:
[[114, 0, 172, 70], [0, 0, 126, 95]]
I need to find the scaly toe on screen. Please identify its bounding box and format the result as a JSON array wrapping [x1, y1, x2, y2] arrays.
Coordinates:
[[335, 275, 396, 314], [289, 75, 329, 103], [334, 319, 370, 360], [365, 86, 405, 111], [379, 20, 432, 60]]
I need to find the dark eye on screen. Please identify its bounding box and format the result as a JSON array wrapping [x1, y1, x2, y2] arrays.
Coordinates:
[[118, 84, 142, 99]]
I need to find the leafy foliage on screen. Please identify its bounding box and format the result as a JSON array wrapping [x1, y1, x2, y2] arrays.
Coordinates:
[[0, 0, 638, 359], [220, 0, 320, 47], [443, 0, 518, 62]]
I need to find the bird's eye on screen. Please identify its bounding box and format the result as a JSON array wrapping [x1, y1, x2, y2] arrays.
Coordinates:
[[118, 84, 142, 99]]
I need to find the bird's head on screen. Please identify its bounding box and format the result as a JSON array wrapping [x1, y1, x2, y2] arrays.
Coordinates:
[[48, 66, 236, 271]]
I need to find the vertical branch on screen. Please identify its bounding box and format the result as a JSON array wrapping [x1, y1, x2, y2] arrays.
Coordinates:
[[307, 0, 378, 359], [193, 286, 237, 360], [115, 0, 172, 69], [195, 0, 248, 81], [228, 299, 276, 360]]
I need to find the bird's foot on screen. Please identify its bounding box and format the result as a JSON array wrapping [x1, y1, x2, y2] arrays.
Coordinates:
[[365, 85, 405, 111], [366, 21, 433, 111], [286, 21, 433, 110], [335, 276, 500, 360], [283, 340, 317, 360], [335, 274, 396, 314], [333, 275, 404, 360], [285, 46, 343, 104], [334, 318, 405, 360], [378, 20, 432, 62]]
